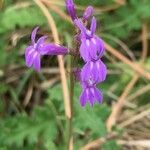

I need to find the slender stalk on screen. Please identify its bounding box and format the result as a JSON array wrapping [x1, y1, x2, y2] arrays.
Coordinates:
[[67, 55, 75, 150], [34, 0, 72, 149]]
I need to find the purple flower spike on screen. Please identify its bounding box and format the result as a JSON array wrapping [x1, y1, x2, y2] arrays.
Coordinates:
[[80, 86, 103, 107], [81, 60, 107, 83], [66, 0, 77, 21], [83, 6, 93, 21]]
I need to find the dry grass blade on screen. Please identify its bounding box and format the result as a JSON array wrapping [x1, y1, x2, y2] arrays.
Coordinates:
[[106, 75, 139, 131], [33, 0, 71, 119], [127, 84, 150, 101], [40, 76, 60, 90], [43, 2, 72, 23], [81, 132, 117, 150], [119, 109, 150, 128], [118, 140, 150, 148], [105, 42, 150, 80], [23, 78, 33, 107]]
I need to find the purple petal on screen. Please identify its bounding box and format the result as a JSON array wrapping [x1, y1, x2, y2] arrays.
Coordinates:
[[88, 88, 95, 106], [33, 53, 41, 71], [88, 38, 98, 60], [80, 89, 87, 107], [36, 36, 47, 49], [25, 46, 33, 56], [39, 44, 68, 55], [90, 17, 97, 35], [66, 0, 77, 20], [80, 39, 91, 62], [25, 49, 35, 67], [94, 87, 103, 103], [31, 27, 39, 44], [83, 6, 93, 21], [81, 60, 107, 84], [74, 19, 87, 36], [96, 60, 107, 82], [95, 36, 105, 57]]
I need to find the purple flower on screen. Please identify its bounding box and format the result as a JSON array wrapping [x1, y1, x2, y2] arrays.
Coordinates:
[[74, 69, 103, 107], [80, 80, 103, 107], [74, 17, 105, 62], [81, 59, 107, 84], [83, 6, 93, 21], [66, 0, 77, 21], [25, 27, 68, 71]]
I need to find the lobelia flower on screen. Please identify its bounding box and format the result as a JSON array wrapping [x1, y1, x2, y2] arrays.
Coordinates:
[[80, 85, 103, 107], [25, 27, 68, 71], [81, 59, 107, 84], [74, 69, 103, 106], [65, 0, 77, 21], [74, 17, 105, 62]]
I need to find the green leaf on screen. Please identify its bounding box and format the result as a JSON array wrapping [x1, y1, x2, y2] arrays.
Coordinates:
[[102, 140, 122, 150], [0, 5, 46, 33]]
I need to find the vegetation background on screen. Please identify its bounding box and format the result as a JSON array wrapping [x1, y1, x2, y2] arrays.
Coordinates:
[[0, 0, 150, 149]]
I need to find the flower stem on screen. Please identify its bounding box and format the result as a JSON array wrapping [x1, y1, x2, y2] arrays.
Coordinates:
[[66, 55, 75, 150]]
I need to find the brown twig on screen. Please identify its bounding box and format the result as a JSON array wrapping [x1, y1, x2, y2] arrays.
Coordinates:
[[43, 2, 72, 23], [81, 132, 118, 150], [141, 23, 148, 62], [114, 0, 126, 5]]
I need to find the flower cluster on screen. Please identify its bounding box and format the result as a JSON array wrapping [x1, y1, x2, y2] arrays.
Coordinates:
[[66, 0, 107, 106], [24, 0, 107, 107]]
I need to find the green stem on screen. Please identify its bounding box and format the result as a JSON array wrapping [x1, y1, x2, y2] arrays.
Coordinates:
[[66, 55, 75, 150]]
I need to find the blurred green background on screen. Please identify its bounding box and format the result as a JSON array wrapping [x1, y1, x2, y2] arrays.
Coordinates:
[[0, 0, 150, 149]]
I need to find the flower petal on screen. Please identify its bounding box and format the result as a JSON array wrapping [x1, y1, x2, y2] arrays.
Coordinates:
[[96, 60, 107, 82], [83, 6, 93, 20], [31, 27, 39, 44], [80, 89, 87, 107], [80, 39, 91, 62], [90, 17, 97, 35], [74, 19, 87, 36], [95, 36, 105, 57], [25, 49, 35, 67], [39, 44, 68, 55], [94, 87, 103, 103], [66, 0, 77, 20], [36, 36, 47, 49], [33, 53, 41, 71], [88, 88, 95, 106], [81, 60, 107, 84]]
